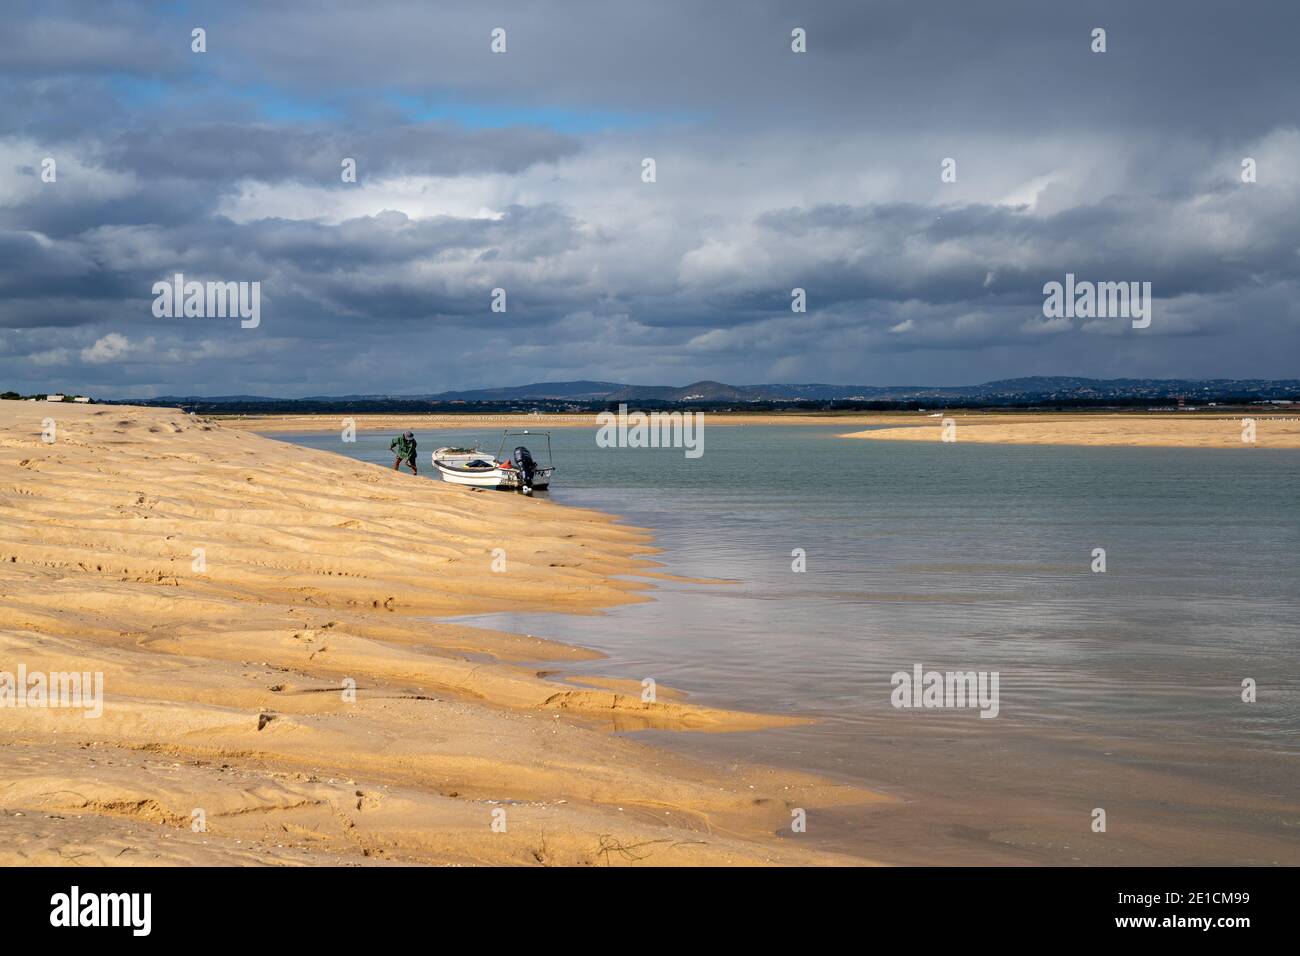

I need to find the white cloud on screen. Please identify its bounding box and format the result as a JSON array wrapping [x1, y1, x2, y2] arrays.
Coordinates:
[[80, 333, 132, 363]]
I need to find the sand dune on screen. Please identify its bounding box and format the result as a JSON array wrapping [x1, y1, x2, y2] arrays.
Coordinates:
[[842, 413, 1300, 448], [0, 402, 883, 866]]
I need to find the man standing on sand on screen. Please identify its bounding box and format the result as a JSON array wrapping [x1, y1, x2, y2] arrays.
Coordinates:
[[390, 431, 418, 475]]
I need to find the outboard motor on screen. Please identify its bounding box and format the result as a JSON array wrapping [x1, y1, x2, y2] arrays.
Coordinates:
[[513, 446, 536, 493]]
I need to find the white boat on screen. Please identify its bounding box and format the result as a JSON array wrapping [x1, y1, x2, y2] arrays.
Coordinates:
[[431, 430, 554, 494]]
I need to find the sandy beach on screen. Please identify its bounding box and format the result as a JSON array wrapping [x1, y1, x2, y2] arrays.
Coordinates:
[[0, 401, 884, 866], [842, 413, 1300, 448]]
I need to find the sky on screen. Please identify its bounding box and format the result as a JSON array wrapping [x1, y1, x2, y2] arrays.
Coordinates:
[[2, 0, 1298, 398]]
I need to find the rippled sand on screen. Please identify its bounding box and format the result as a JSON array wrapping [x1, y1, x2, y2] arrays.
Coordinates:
[[0, 401, 884, 866]]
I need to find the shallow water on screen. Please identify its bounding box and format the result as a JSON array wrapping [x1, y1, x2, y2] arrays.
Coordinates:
[[277, 425, 1300, 864]]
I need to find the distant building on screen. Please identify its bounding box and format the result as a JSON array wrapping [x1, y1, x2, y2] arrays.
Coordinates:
[[46, 394, 65, 402], [73, 396, 91, 403]]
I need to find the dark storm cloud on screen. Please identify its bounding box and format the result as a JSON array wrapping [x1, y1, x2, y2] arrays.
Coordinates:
[[213, 0, 1300, 137], [2, 0, 1299, 396], [755, 193, 1300, 308], [0, 8, 183, 76]]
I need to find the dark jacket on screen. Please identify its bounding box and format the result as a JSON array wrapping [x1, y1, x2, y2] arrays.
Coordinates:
[[391, 435, 416, 461]]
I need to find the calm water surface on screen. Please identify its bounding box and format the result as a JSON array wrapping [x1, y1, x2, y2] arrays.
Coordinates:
[[277, 425, 1299, 864]]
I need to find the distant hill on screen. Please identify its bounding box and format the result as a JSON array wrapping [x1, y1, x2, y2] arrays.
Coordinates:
[[426, 377, 1300, 403], [401, 381, 625, 402], [125, 377, 1300, 412], [605, 381, 760, 402]]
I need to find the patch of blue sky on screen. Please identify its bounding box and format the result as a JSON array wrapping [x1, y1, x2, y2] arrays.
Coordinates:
[[385, 92, 695, 133], [104, 76, 684, 130], [107, 74, 341, 122], [106, 75, 175, 107], [237, 85, 343, 122]]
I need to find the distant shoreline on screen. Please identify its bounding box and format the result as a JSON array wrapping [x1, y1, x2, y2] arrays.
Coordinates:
[[842, 413, 1300, 448], [218, 408, 1300, 447], [224, 411, 918, 431]]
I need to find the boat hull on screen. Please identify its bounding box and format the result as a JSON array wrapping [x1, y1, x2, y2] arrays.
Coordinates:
[[431, 449, 552, 490]]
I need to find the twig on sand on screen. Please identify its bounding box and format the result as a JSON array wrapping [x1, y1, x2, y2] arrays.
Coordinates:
[[596, 834, 708, 865]]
